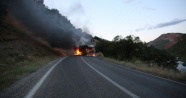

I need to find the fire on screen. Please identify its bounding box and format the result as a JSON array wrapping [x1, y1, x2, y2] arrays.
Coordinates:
[[74, 48, 82, 55], [92, 53, 96, 57]]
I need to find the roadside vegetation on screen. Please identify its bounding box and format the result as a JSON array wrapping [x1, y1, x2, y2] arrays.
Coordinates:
[[168, 34, 186, 63], [0, 56, 57, 91], [99, 56, 186, 83], [95, 35, 186, 83], [95, 35, 176, 69]]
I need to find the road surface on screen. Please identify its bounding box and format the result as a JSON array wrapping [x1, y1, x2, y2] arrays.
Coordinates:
[[1, 56, 186, 98]]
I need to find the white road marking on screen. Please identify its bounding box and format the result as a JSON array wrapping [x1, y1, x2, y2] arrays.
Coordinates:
[[81, 57, 139, 98], [25, 57, 67, 98]]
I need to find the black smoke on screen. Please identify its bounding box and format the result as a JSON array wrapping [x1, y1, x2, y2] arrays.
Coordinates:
[[7, 0, 92, 49], [0, 0, 8, 21]]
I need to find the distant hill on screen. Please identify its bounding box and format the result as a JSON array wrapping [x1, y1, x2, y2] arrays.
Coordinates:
[[168, 34, 186, 63], [148, 33, 186, 63], [148, 33, 184, 49]]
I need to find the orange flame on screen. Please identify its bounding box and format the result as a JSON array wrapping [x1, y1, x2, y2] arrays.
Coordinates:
[[74, 48, 82, 55]]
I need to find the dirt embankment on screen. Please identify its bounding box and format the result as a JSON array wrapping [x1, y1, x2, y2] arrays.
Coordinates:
[[0, 13, 70, 90]]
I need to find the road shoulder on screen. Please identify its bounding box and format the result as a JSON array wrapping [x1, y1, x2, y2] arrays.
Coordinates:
[[0, 58, 62, 98]]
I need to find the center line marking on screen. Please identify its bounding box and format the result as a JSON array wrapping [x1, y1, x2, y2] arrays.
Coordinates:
[[81, 57, 139, 98], [25, 57, 67, 98]]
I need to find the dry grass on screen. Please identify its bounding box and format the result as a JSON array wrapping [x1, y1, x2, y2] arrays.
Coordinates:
[[99, 56, 186, 83], [0, 56, 58, 91]]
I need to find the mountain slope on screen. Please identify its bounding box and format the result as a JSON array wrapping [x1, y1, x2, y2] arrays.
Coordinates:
[[168, 34, 186, 63], [148, 33, 186, 63], [148, 33, 184, 49], [0, 14, 63, 90]]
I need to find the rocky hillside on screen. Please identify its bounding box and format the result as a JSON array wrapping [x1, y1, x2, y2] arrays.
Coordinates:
[[148, 33, 184, 49]]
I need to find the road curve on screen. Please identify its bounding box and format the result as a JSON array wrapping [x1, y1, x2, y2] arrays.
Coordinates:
[[1, 56, 186, 98]]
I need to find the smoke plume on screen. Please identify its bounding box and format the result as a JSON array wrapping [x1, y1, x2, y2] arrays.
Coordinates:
[[7, 0, 92, 49]]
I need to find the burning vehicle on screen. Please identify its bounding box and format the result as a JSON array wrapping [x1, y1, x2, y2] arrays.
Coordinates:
[[74, 45, 95, 56]]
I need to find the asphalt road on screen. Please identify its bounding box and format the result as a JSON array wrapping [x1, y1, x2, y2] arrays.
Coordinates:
[[1, 56, 186, 98]]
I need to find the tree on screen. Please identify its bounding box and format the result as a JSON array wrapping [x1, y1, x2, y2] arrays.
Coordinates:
[[113, 35, 123, 42], [95, 35, 176, 69]]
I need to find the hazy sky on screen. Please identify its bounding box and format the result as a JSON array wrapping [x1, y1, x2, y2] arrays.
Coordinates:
[[44, 0, 186, 42]]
